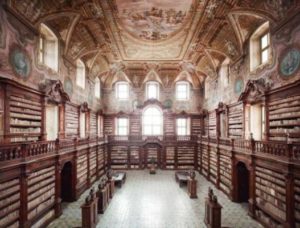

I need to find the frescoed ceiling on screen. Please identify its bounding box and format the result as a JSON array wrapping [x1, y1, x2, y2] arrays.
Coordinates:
[[5, 0, 299, 82]]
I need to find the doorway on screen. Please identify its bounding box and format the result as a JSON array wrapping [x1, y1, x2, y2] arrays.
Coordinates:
[[236, 162, 249, 203], [61, 162, 73, 202]]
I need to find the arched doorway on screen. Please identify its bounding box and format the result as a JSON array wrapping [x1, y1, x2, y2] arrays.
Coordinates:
[[236, 162, 250, 203], [61, 162, 73, 202]]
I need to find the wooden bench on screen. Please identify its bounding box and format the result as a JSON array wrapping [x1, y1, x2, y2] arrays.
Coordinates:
[[175, 171, 189, 187], [112, 172, 126, 187]]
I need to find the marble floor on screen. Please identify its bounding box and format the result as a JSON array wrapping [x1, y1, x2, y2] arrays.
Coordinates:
[[48, 170, 262, 228]]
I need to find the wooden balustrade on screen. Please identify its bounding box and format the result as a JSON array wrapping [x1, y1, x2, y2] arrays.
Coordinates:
[[0, 143, 22, 161], [27, 140, 56, 157], [1, 135, 300, 163]]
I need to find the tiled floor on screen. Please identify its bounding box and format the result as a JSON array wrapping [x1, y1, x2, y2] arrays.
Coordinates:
[[48, 170, 262, 228]]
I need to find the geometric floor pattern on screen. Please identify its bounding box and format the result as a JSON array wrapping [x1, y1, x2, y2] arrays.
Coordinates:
[[48, 170, 262, 228]]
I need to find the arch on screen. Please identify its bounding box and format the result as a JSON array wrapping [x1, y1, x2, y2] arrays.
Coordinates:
[[143, 70, 163, 85], [235, 161, 250, 203], [142, 105, 163, 136], [61, 161, 74, 202]]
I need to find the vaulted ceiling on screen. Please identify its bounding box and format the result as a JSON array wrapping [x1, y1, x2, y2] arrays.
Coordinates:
[[6, 0, 299, 81]]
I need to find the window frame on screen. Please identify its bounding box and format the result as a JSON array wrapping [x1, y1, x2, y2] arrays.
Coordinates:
[[39, 23, 59, 72], [176, 118, 190, 136], [146, 81, 160, 100], [94, 77, 101, 98], [176, 81, 190, 101], [115, 81, 129, 100], [142, 106, 163, 136], [76, 59, 86, 89], [115, 117, 129, 136], [260, 32, 270, 64]]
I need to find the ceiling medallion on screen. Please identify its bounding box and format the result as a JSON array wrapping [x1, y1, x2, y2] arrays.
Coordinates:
[[115, 0, 194, 41]]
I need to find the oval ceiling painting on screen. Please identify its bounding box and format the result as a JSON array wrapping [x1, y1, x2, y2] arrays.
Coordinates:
[[115, 0, 194, 41]]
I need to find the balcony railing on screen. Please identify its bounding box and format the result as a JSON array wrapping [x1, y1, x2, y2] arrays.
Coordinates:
[[1, 134, 300, 163]]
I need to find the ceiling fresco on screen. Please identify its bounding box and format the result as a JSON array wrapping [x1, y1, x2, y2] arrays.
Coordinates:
[[5, 0, 300, 83], [115, 0, 194, 41]]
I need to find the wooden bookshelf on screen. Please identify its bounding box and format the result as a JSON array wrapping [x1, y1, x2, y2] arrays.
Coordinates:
[[0, 78, 46, 143], [295, 177, 300, 227], [110, 145, 128, 169], [219, 149, 232, 195], [27, 166, 56, 226], [208, 111, 217, 137], [90, 112, 97, 137], [130, 115, 141, 135], [65, 103, 79, 138], [177, 145, 195, 169], [165, 146, 175, 169], [209, 147, 218, 185], [255, 166, 286, 226], [268, 95, 300, 142], [77, 154, 88, 190], [201, 144, 209, 178], [164, 112, 175, 136], [98, 146, 105, 177], [191, 116, 202, 136], [228, 103, 243, 138], [89, 148, 97, 184], [104, 116, 114, 135], [129, 146, 140, 169], [0, 178, 20, 227]]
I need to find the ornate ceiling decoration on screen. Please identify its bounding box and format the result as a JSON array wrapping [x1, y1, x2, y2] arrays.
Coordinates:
[[5, 0, 300, 81]]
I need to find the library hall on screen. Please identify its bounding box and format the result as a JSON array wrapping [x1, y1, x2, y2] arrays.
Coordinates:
[[0, 0, 300, 228]]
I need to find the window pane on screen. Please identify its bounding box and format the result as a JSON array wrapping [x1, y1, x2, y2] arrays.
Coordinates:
[[117, 118, 128, 135], [147, 83, 158, 99], [261, 34, 269, 49], [261, 49, 269, 63], [176, 83, 189, 100], [142, 107, 163, 135], [117, 83, 129, 99]]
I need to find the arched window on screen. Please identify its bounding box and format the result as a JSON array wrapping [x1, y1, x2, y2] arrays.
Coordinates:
[[76, 59, 85, 89], [176, 81, 190, 100], [143, 106, 163, 135], [250, 21, 271, 71], [115, 81, 129, 100], [146, 81, 159, 100], [95, 77, 101, 98], [39, 23, 58, 71]]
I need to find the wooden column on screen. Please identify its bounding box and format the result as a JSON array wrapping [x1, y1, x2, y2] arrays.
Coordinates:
[[20, 162, 29, 228], [216, 138, 220, 189], [3, 85, 10, 143], [41, 96, 47, 141], [58, 103, 66, 139], [248, 158, 256, 218], [55, 139, 62, 217], [175, 146, 178, 169], [285, 166, 295, 228]]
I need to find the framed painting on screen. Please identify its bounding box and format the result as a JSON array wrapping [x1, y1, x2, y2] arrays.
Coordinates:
[[279, 47, 300, 79], [9, 45, 31, 80]]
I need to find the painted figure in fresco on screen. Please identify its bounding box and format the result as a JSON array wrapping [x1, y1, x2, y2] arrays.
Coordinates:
[[117, 0, 192, 41], [280, 49, 300, 77], [12, 50, 30, 78]]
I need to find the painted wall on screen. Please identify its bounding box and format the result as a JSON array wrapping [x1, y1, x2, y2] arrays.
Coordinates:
[[204, 14, 300, 111]]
